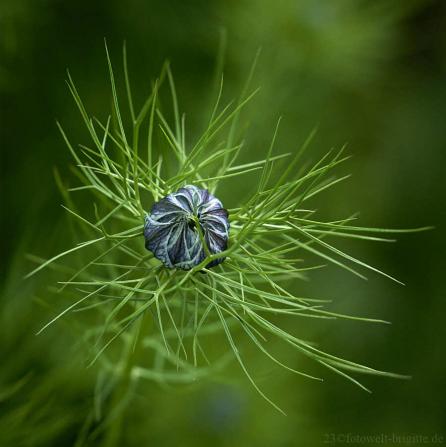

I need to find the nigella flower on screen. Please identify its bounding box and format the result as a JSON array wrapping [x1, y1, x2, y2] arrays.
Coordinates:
[[144, 185, 230, 270], [31, 51, 424, 413]]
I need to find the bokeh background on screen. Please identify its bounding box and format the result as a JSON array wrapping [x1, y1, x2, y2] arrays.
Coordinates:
[[1, 0, 445, 446]]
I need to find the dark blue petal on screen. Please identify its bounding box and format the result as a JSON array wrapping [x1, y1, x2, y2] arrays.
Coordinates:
[[144, 185, 229, 270]]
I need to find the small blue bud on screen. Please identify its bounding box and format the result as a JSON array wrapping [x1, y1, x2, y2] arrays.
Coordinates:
[[144, 185, 230, 270]]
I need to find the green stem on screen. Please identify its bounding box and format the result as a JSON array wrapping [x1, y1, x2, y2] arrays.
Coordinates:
[[102, 311, 148, 447], [192, 215, 211, 258]]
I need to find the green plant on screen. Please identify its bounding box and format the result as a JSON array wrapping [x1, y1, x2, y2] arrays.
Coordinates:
[[27, 42, 429, 415]]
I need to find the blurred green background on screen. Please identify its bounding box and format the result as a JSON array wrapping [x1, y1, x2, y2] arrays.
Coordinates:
[[1, 0, 445, 445]]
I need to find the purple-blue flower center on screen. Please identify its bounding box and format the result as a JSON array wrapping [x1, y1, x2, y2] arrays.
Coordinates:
[[144, 185, 230, 270]]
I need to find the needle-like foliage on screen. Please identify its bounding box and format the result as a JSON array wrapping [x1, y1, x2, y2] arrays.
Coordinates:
[[27, 42, 430, 413]]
